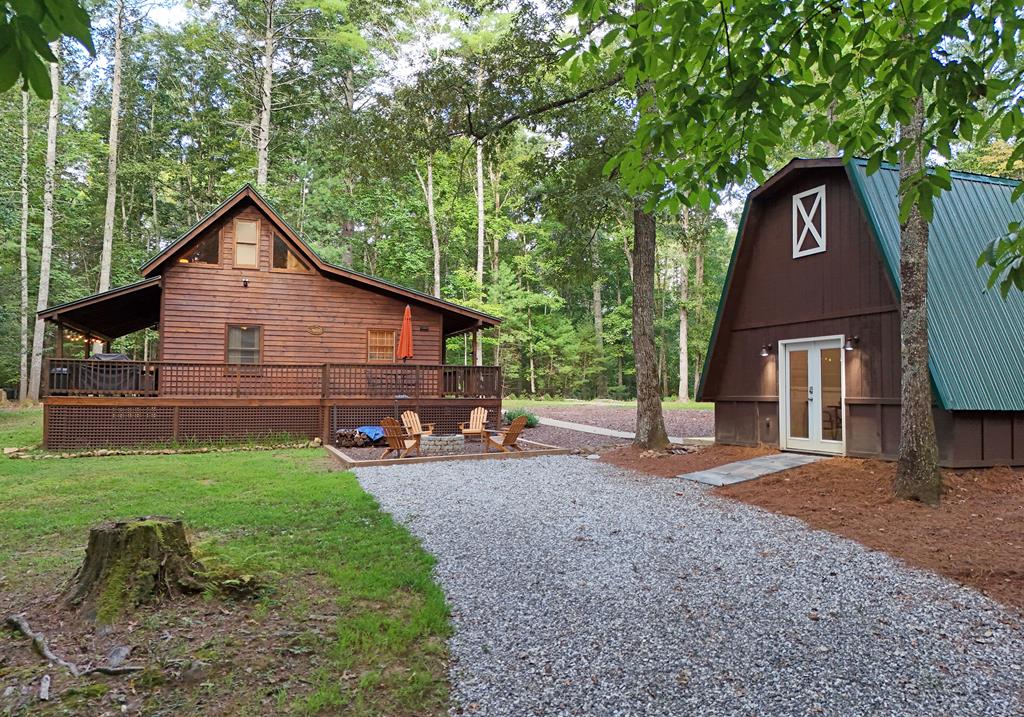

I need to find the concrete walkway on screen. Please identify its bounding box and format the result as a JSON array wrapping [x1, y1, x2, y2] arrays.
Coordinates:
[[679, 452, 826, 486], [537, 416, 713, 446]]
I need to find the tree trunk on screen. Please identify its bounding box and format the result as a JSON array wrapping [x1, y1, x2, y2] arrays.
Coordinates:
[[893, 94, 942, 504], [98, 0, 125, 295], [692, 245, 704, 399], [256, 0, 275, 189], [474, 136, 485, 367], [28, 46, 61, 402], [632, 204, 670, 449], [528, 307, 536, 394], [19, 91, 30, 401], [416, 155, 441, 298], [489, 161, 502, 279], [64, 517, 204, 624], [678, 247, 689, 401], [475, 139, 485, 289], [592, 238, 607, 397]]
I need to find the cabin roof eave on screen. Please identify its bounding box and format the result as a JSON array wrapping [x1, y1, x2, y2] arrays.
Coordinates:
[[139, 184, 500, 333]]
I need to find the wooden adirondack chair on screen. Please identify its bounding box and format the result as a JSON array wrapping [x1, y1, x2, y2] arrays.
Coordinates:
[[401, 410, 434, 437], [460, 407, 488, 442], [380, 417, 420, 459], [484, 415, 528, 453]]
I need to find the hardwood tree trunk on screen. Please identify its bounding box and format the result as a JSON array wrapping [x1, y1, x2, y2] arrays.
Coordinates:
[[592, 238, 607, 397], [692, 246, 705, 398], [474, 135, 485, 367], [678, 246, 689, 401], [19, 90, 30, 401], [28, 45, 61, 402], [632, 204, 670, 449], [98, 0, 125, 297], [65, 517, 204, 623], [416, 154, 442, 298], [893, 94, 942, 504], [256, 0, 275, 189]]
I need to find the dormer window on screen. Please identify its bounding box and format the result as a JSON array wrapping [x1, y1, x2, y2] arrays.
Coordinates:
[[792, 185, 826, 258], [180, 230, 219, 265]]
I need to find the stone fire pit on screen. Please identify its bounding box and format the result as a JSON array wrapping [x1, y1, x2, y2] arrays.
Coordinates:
[[421, 434, 466, 456]]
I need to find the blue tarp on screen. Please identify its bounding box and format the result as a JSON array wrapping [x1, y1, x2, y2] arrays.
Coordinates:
[[357, 425, 385, 442]]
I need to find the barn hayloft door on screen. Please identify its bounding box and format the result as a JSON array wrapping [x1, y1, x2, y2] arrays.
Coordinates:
[[779, 337, 845, 455]]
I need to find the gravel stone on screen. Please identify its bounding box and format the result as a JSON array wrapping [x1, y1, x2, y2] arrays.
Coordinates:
[[355, 455, 1024, 717]]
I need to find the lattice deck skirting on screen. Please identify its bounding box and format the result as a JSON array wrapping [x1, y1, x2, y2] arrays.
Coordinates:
[[43, 397, 501, 450]]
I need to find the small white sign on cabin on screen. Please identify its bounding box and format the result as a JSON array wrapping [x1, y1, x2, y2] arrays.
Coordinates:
[[792, 185, 826, 258]]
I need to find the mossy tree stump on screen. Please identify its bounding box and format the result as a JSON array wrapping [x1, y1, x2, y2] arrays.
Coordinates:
[[64, 517, 205, 623]]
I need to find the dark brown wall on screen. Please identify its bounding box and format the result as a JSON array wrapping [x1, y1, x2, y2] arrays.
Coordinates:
[[704, 166, 902, 455], [705, 166, 1024, 467], [159, 200, 443, 364]]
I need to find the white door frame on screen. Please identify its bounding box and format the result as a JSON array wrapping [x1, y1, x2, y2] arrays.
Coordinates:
[[778, 334, 846, 455]]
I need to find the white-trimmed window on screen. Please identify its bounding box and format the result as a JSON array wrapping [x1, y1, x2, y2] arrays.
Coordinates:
[[234, 218, 259, 268], [792, 185, 826, 258]]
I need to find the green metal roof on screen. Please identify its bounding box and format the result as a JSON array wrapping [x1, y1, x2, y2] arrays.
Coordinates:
[[847, 159, 1024, 411]]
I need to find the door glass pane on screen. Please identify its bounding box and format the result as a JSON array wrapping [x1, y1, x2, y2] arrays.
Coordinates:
[[789, 349, 809, 438], [820, 347, 842, 441]]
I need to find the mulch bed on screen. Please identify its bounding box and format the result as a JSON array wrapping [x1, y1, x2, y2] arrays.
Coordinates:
[[602, 443, 776, 477], [528, 406, 714, 438], [719, 458, 1024, 613]]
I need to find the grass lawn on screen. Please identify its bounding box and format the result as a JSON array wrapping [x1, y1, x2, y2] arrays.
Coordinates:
[[0, 408, 449, 716], [503, 398, 713, 411]]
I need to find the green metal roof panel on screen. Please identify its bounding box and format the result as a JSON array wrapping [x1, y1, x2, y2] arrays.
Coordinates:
[[847, 159, 1024, 411]]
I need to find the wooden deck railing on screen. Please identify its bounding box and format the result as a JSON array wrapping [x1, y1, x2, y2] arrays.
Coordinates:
[[43, 359, 502, 399]]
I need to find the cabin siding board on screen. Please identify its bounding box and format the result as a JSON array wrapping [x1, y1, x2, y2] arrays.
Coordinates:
[[161, 204, 443, 364]]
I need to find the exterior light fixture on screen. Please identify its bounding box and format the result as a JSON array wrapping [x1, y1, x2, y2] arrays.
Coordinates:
[[242, 276, 249, 288], [843, 336, 859, 351], [760, 343, 772, 357]]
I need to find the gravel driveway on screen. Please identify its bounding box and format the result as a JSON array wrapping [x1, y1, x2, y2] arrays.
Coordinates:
[[355, 456, 1024, 717]]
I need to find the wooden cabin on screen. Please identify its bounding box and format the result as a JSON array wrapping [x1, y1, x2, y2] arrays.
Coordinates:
[[699, 158, 1024, 467], [38, 185, 501, 450]]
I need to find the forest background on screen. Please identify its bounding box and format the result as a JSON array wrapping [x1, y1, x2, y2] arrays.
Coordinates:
[[1, 0, 1017, 402]]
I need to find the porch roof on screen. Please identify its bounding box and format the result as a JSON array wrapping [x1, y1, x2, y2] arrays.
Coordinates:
[[37, 277, 162, 342]]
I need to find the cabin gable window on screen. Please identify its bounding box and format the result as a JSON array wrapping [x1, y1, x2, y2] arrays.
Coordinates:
[[272, 235, 309, 272], [792, 185, 826, 258], [233, 218, 260, 268], [180, 230, 220, 265], [227, 324, 262, 364], [367, 330, 395, 362]]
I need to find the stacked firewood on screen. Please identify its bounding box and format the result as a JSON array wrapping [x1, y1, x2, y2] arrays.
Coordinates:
[[335, 430, 371, 448]]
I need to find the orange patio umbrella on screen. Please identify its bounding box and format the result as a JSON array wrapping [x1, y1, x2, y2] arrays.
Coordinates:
[[396, 305, 414, 362]]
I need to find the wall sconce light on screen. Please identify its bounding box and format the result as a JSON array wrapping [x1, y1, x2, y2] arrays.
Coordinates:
[[843, 336, 859, 351], [242, 276, 249, 288], [760, 343, 772, 357]]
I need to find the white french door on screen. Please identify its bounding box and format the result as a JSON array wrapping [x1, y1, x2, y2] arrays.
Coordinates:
[[779, 337, 845, 455]]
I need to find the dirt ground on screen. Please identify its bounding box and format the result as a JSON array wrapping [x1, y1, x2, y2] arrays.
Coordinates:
[[0, 577, 340, 715], [602, 443, 775, 477], [719, 458, 1024, 614], [527, 406, 714, 438]]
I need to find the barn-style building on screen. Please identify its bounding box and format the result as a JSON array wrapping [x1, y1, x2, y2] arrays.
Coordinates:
[[38, 185, 501, 449], [698, 157, 1024, 467]]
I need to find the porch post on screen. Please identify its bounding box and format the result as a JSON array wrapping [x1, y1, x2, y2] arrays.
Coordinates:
[[471, 330, 479, 367], [55, 321, 63, 359]]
